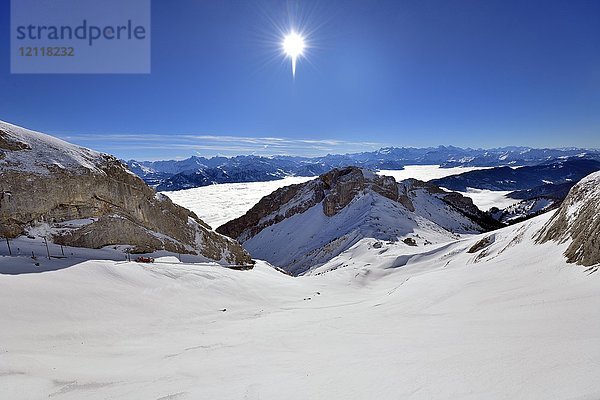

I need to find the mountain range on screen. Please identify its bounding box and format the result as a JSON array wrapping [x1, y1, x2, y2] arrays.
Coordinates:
[[127, 146, 600, 191]]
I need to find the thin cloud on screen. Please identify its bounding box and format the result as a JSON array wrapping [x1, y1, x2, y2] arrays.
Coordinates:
[[55, 132, 382, 159]]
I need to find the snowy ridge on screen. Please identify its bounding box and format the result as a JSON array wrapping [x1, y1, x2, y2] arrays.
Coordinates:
[[222, 168, 500, 275], [0, 120, 110, 175], [163, 168, 493, 229]]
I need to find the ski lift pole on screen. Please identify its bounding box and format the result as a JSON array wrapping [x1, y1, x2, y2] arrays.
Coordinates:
[[5, 238, 11, 256], [43, 237, 50, 259]]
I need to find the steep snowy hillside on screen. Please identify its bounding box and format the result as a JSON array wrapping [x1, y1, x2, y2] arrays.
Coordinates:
[[537, 170, 600, 266], [0, 121, 251, 264], [218, 167, 500, 275], [1, 212, 599, 400]]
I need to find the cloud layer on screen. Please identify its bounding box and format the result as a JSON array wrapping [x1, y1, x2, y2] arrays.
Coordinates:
[[57, 132, 382, 160]]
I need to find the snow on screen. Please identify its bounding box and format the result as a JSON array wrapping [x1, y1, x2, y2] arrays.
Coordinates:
[[379, 166, 519, 211], [501, 198, 555, 222], [0, 120, 108, 175], [242, 182, 500, 274], [1, 213, 600, 399], [564, 170, 600, 221], [164, 166, 506, 229], [162, 176, 315, 228]]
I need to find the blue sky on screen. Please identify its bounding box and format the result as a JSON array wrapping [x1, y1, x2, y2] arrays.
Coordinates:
[[1, 0, 599, 160]]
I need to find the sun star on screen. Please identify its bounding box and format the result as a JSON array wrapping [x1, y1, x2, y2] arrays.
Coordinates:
[[282, 31, 306, 78]]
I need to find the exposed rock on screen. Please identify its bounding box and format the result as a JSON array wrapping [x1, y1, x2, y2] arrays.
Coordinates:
[[0, 132, 31, 151], [492, 197, 559, 225], [0, 121, 251, 265], [467, 235, 494, 253], [321, 167, 398, 216], [536, 171, 600, 266], [217, 179, 326, 242], [403, 238, 417, 246], [218, 167, 501, 275], [401, 179, 503, 232]]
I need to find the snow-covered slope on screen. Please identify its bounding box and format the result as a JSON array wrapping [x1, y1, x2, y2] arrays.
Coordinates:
[[218, 167, 500, 275], [0, 120, 109, 175], [1, 212, 599, 400]]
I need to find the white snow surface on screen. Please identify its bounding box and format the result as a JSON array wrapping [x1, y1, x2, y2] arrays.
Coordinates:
[[242, 179, 491, 275], [0, 120, 108, 175], [1, 213, 600, 399]]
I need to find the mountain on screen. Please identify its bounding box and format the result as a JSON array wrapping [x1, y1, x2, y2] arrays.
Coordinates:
[[128, 146, 600, 191], [0, 121, 251, 265], [430, 159, 600, 192], [536, 170, 600, 267], [153, 156, 319, 191], [507, 181, 575, 200], [217, 167, 501, 275]]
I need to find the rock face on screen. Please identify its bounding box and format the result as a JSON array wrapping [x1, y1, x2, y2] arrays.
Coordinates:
[[0, 121, 251, 264], [536, 171, 600, 266], [218, 167, 501, 275], [400, 179, 501, 232], [321, 168, 398, 216], [217, 168, 401, 242]]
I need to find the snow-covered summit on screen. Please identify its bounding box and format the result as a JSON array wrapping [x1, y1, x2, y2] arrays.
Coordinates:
[[0, 120, 111, 175], [217, 167, 500, 275]]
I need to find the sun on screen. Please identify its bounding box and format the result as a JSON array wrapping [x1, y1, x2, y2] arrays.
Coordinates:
[[282, 31, 306, 78]]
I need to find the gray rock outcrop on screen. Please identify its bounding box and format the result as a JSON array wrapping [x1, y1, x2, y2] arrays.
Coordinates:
[[0, 121, 251, 265], [536, 171, 600, 266]]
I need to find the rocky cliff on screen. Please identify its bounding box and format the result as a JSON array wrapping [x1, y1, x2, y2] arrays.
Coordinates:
[[536, 171, 600, 266], [0, 121, 251, 265], [218, 167, 501, 274]]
